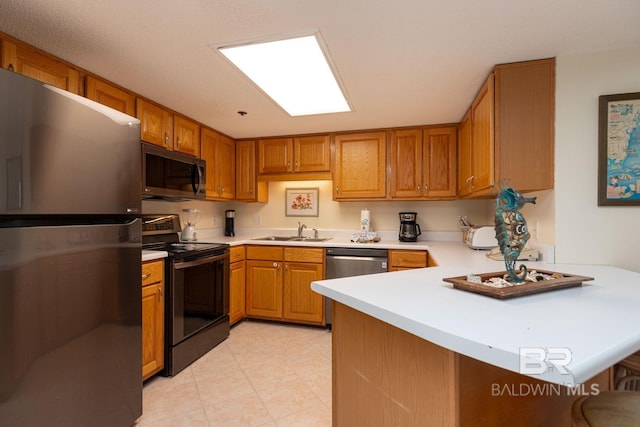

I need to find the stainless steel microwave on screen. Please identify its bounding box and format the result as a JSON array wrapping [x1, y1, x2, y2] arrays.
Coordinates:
[[142, 144, 206, 200]]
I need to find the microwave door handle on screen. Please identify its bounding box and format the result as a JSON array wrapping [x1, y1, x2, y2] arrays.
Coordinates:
[[191, 164, 202, 195]]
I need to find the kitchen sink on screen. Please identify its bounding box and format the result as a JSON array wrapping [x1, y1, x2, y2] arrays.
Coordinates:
[[251, 236, 299, 241], [250, 236, 333, 242]]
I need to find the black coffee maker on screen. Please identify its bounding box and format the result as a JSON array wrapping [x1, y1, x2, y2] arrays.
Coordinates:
[[224, 210, 235, 237], [399, 212, 421, 242]]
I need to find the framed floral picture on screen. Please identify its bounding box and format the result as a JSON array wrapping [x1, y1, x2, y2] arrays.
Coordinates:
[[285, 188, 319, 217]]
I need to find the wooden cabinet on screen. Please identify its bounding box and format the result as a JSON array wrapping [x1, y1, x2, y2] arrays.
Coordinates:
[[387, 249, 429, 271], [245, 245, 325, 325], [229, 246, 246, 325], [236, 140, 268, 202], [258, 135, 331, 180], [142, 259, 164, 380], [174, 115, 200, 157], [0, 38, 82, 94], [136, 100, 200, 156], [201, 128, 235, 200], [389, 126, 457, 200], [460, 58, 555, 197], [137, 98, 173, 149], [85, 75, 135, 115], [333, 131, 387, 200], [457, 109, 473, 197]]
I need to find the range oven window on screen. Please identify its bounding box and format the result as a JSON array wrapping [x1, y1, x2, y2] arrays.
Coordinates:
[[171, 253, 228, 345]]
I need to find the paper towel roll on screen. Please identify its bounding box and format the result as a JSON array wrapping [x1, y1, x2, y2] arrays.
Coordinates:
[[360, 209, 370, 233]]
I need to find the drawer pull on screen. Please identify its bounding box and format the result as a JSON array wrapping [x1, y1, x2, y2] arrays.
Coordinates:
[[142, 273, 151, 280]]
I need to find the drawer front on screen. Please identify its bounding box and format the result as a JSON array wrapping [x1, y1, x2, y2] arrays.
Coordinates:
[[246, 245, 283, 260], [229, 245, 245, 262], [284, 247, 324, 263], [388, 250, 428, 268], [142, 259, 164, 286]]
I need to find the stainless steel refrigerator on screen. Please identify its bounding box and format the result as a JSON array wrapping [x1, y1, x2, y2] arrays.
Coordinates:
[[0, 68, 143, 426]]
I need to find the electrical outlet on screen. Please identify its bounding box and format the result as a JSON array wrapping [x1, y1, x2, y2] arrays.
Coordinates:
[[252, 215, 262, 225]]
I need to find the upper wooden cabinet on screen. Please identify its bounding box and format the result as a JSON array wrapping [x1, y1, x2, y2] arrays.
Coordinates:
[[457, 109, 473, 197], [201, 128, 235, 200], [0, 38, 81, 94], [236, 140, 268, 202], [85, 75, 136, 116], [174, 115, 200, 157], [460, 58, 555, 197], [258, 135, 331, 180], [389, 126, 457, 200], [333, 131, 387, 200], [137, 98, 173, 150]]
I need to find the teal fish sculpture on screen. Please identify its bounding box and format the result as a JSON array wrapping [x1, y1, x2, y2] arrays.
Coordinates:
[[494, 187, 537, 282]]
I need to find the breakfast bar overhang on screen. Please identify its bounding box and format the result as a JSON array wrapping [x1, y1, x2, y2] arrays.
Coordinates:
[[311, 262, 640, 426]]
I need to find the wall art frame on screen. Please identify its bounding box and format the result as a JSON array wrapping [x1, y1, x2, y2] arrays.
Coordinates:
[[285, 187, 319, 217], [598, 91, 640, 206]]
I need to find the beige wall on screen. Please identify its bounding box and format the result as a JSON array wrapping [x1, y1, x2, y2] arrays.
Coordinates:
[[144, 180, 492, 234], [555, 46, 640, 272]]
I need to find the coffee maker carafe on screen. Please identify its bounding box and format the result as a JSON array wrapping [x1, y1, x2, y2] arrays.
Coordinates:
[[224, 210, 235, 237], [399, 212, 421, 242]]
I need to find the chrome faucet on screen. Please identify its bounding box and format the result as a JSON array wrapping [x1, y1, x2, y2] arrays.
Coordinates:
[[297, 221, 307, 238], [312, 228, 319, 239]]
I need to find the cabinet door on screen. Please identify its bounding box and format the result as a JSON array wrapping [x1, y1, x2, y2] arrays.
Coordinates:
[[137, 98, 173, 149], [389, 128, 423, 199], [283, 262, 324, 324], [423, 126, 457, 199], [85, 75, 135, 115], [458, 109, 473, 197], [246, 260, 283, 319], [294, 135, 331, 172], [229, 260, 246, 325], [236, 140, 268, 202], [1, 39, 81, 94], [174, 115, 200, 157], [470, 73, 495, 194], [259, 138, 293, 173], [142, 283, 164, 380], [388, 250, 428, 272], [333, 132, 387, 200], [202, 128, 236, 200]]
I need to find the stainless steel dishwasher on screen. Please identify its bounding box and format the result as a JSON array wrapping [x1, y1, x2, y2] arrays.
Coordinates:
[[325, 247, 388, 326]]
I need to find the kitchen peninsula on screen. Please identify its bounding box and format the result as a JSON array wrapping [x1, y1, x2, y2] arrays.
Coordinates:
[[311, 256, 640, 426]]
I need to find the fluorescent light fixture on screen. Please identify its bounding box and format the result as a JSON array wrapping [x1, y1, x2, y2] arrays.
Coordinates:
[[218, 34, 351, 116]]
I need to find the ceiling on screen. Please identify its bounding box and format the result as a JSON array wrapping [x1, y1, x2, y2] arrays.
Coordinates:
[[1, 0, 640, 139]]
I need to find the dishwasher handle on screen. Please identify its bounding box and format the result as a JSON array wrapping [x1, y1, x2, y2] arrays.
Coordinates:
[[327, 255, 385, 263]]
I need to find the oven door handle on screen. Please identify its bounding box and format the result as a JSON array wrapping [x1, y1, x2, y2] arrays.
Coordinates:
[[174, 253, 227, 269]]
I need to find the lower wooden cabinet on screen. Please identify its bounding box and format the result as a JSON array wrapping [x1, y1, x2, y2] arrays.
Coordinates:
[[229, 246, 246, 325], [245, 245, 325, 325], [388, 249, 429, 271], [142, 259, 164, 381]]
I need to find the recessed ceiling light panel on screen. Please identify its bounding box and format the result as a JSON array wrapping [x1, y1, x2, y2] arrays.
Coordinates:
[[218, 33, 351, 116]]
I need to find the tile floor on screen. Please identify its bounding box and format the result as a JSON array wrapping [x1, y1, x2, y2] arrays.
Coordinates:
[[135, 320, 332, 427]]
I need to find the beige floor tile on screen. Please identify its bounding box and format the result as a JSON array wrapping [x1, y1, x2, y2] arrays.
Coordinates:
[[140, 321, 331, 426]]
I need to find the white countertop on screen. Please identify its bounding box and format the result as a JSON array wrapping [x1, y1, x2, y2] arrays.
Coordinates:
[[311, 255, 640, 386]]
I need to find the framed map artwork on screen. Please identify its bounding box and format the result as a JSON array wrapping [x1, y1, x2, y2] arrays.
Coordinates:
[[285, 188, 319, 217], [598, 92, 640, 206]]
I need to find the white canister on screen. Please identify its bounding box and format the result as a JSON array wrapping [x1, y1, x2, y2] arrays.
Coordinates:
[[360, 209, 370, 233]]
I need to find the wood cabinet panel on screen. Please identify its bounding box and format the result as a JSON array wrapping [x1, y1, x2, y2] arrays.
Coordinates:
[[294, 135, 331, 172], [333, 131, 387, 200], [284, 247, 324, 263], [229, 245, 245, 263], [142, 260, 164, 380], [458, 109, 472, 197], [388, 250, 428, 271], [283, 262, 324, 324], [258, 138, 293, 173], [236, 140, 268, 202], [85, 75, 135, 115], [246, 260, 283, 319], [1, 38, 81, 94], [246, 245, 283, 261], [201, 127, 235, 200], [229, 260, 246, 325], [423, 126, 457, 198], [137, 98, 173, 149], [389, 128, 423, 198], [470, 74, 495, 194], [174, 115, 200, 157]]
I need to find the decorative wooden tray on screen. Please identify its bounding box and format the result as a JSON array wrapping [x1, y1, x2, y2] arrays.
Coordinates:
[[442, 270, 594, 299]]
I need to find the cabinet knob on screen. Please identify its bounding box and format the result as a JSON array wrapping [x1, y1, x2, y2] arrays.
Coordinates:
[[273, 262, 278, 268], [294, 161, 298, 170], [164, 133, 169, 147], [336, 186, 340, 194], [417, 185, 421, 193], [8, 63, 15, 72], [249, 188, 253, 194], [424, 184, 429, 193], [176, 136, 181, 145]]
